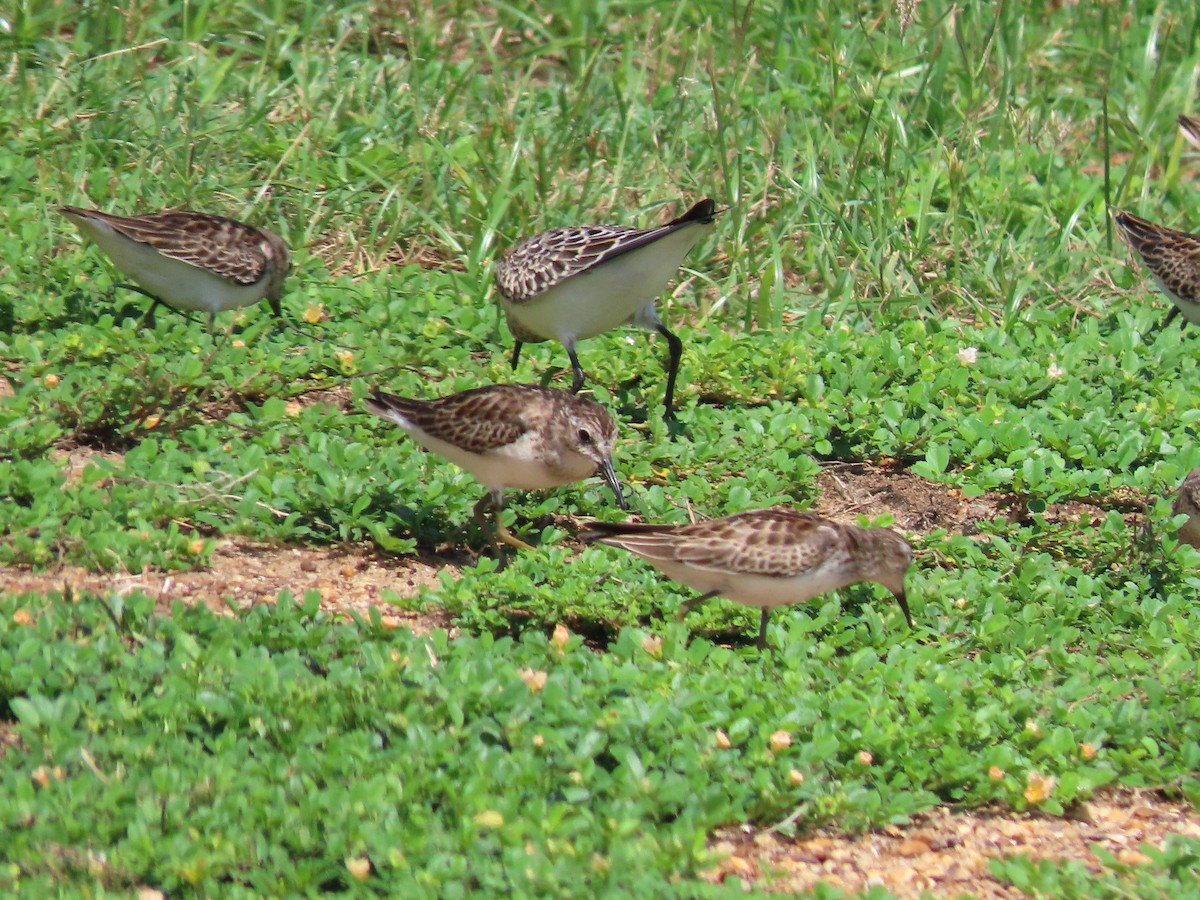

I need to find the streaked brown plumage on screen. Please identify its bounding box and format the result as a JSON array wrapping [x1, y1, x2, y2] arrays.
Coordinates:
[[364, 384, 624, 555], [1113, 209, 1200, 330], [60, 206, 290, 331], [1173, 468, 1200, 550], [494, 199, 719, 419], [583, 506, 914, 649]]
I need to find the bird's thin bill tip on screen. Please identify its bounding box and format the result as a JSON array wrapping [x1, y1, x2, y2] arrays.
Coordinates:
[[894, 590, 915, 629], [599, 459, 627, 510]]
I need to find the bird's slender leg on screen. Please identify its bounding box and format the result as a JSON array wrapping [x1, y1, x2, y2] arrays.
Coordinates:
[[756, 609, 772, 650], [565, 341, 586, 394], [474, 490, 533, 556], [493, 514, 535, 552], [675, 590, 719, 623], [114, 284, 204, 330], [1160, 306, 1181, 332], [217, 317, 241, 348], [115, 283, 162, 328], [473, 493, 499, 552], [510, 340, 523, 370], [655, 323, 684, 420], [473, 492, 507, 564]]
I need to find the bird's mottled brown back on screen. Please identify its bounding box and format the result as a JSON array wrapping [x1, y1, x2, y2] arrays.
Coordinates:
[[494, 199, 718, 305], [588, 507, 845, 578], [373, 386, 531, 453], [672, 508, 845, 576], [1115, 211, 1200, 302], [367, 384, 616, 456], [495, 224, 648, 303]]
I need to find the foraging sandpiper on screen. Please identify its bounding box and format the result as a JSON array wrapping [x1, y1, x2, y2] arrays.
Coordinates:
[[365, 384, 625, 555], [494, 198, 719, 419], [60, 206, 290, 331], [583, 506, 913, 648]]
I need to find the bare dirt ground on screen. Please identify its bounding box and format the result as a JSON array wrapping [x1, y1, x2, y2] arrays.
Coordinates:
[[2, 459, 1187, 897], [704, 788, 1200, 897], [2, 537, 458, 635], [809, 458, 1131, 535]]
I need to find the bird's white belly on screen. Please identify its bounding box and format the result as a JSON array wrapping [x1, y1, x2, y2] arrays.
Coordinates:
[[404, 427, 592, 492], [86, 223, 263, 315], [647, 558, 854, 609]]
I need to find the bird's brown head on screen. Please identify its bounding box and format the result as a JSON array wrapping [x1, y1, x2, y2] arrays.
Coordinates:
[[563, 398, 625, 510], [866, 529, 915, 628]]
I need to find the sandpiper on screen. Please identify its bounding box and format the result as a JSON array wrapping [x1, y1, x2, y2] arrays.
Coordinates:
[[60, 206, 290, 331], [365, 384, 624, 555], [1173, 468, 1200, 549], [583, 506, 914, 649], [494, 198, 719, 419], [1113, 209, 1200, 330]]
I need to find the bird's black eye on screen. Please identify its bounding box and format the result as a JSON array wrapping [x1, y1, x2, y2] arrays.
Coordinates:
[[578, 428, 593, 445]]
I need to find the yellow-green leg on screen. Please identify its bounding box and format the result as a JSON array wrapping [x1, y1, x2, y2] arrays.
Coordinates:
[[474, 491, 533, 556]]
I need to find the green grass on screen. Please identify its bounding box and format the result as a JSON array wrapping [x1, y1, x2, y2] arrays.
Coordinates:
[[4, 0, 1200, 894]]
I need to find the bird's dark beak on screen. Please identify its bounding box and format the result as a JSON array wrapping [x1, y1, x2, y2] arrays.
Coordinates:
[[599, 457, 626, 510], [894, 586, 914, 629]]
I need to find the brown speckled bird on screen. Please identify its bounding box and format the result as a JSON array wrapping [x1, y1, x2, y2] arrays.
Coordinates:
[[60, 206, 290, 331], [1114, 209, 1200, 331], [494, 198, 719, 419], [365, 384, 624, 555], [1173, 468, 1200, 550], [583, 506, 914, 649]]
